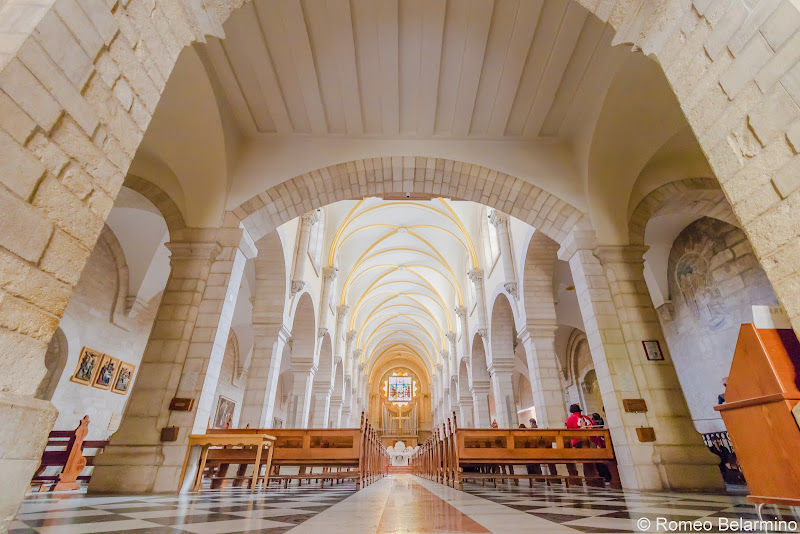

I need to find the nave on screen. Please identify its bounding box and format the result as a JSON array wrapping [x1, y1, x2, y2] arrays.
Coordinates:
[[11, 475, 796, 534]]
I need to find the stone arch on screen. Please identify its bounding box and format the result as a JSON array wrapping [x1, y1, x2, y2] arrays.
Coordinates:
[[521, 231, 559, 327], [122, 175, 186, 237], [564, 328, 593, 407], [233, 157, 586, 247], [469, 333, 490, 387], [628, 178, 739, 246], [96, 225, 130, 326], [253, 231, 288, 325], [286, 292, 316, 427], [458, 359, 471, 401], [35, 327, 68, 401], [489, 293, 516, 365]]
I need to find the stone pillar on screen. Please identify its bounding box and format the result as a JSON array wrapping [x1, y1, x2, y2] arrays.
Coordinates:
[[310, 383, 331, 428], [328, 394, 343, 428], [489, 363, 516, 428], [90, 228, 252, 493], [340, 379, 352, 428], [239, 323, 290, 428], [455, 306, 470, 362], [518, 326, 566, 428], [467, 269, 488, 336], [559, 233, 723, 491], [343, 329, 357, 383], [288, 363, 316, 428], [470, 383, 492, 428], [489, 210, 518, 299], [446, 331, 458, 378], [333, 304, 348, 362], [290, 210, 320, 296], [319, 267, 338, 329], [459, 396, 475, 428]]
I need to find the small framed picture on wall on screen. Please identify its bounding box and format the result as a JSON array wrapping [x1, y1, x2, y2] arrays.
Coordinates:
[[642, 340, 664, 361], [111, 362, 136, 395], [71, 347, 103, 386], [92, 354, 120, 390]]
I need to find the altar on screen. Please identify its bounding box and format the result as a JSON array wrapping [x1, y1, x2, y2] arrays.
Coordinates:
[[386, 441, 417, 467]]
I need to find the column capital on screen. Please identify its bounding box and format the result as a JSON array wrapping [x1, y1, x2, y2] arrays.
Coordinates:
[[454, 306, 467, 318], [318, 327, 329, 339], [467, 268, 484, 284], [557, 229, 598, 262], [165, 241, 222, 263], [487, 361, 515, 375], [446, 331, 456, 343], [301, 209, 322, 227], [290, 280, 305, 296], [519, 323, 558, 341], [439, 349, 448, 360], [353, 348, 363, 360], [488, 210, 509, 228], [594, 245, 650, 265], [336, 304, 349, 317], [504, 282, 518, 299], [346, 329, 357, 343], [322, 266, 338, 281]]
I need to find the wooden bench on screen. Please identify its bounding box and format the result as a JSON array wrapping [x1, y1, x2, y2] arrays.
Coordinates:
[[31, 416, 109, 492], [206, 414, 388, 490], [411, 415, 621, 491], [178, 433, 276, 492]]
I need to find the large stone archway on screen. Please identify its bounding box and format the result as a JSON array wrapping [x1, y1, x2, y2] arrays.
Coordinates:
[[2, 0, 800, 525]]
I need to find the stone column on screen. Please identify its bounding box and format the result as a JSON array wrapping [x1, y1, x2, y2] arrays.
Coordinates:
[[455, 306, 470, 362], [90, 228, 252, 493], [239, 324, 290, 428], [343, 329, 357, 382], [333, 305, 348, 362], [559, 233, 723, 491], [310, 383, 331, 428], [489, 363, 516, 428], [328, 394, 343, 428], [318, 267, 338, 329], [458, 396, 475, 428], [290, 210, 320, 296], [470, 383, 492, 428], [489, 210, 518, 299], [467, 269, 488, 336], [288, 363, 316, 428], [518, 326, 566, 428], [446, 331, 458, 378], [340, 379, 352, 428]]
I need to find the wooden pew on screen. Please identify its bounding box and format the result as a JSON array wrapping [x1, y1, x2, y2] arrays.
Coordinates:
[[178, 433, 276, 491], [31, 416, 109, 491], [412, 415, 620, 491], [205, 414, 388, 490]]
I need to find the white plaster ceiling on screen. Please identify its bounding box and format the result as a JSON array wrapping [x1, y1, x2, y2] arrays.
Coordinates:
[[326, 198, 481, 375], [206, 0, 611, 139]]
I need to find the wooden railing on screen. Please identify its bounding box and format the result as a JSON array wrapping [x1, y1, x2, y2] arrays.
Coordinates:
[[411, 414, 620, 490], [31, 416, 109, 491], [205, 413, 388, 490]]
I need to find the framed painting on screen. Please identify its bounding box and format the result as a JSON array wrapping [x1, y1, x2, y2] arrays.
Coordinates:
[[92, 354, 120, 390], [642, 340, 665, 361], [213, 396, 236, 429], [70, 347, 103, 386], [111, 361, 136, 395]]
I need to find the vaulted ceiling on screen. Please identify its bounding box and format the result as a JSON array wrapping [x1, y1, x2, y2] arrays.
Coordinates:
[[325, 198, 479, 376], [204, 0, 611, 139]]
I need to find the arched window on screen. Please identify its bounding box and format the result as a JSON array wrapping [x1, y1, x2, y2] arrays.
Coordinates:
[[307, 209, 325, 275]]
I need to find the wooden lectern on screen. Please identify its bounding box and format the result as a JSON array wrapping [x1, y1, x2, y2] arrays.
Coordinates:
[[715, 324, 800, 507]]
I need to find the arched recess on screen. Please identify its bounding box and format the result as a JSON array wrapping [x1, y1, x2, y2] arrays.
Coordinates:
[[329, 359, 344, 427], [233, 157, 586, 248], [253, 231, 288, 325], [35, 327, 69, 401], [309, 332, 334, 427], [489, 293, 517, 365], [122, 175, 186, 237], [564, 328, 594, 410], [285, 292, 317, 428], [521, 231, 560, 326], [96, 225, 131, 325]]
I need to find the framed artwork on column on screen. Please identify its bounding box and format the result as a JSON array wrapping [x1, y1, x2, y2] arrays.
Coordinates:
[[214, 396, 236, 428], [642, 340, 664, 361], [71, 347, 103, 386], [92, 354, 120, 390], [111, 362, 136, 395]]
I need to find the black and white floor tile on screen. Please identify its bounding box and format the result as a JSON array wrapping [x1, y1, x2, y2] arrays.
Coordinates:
[[11, 483, 357, 534], [463, 482, 800, 533]]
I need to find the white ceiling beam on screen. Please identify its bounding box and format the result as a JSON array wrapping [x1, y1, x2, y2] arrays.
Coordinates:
[[435, 0, 469, 135], [415, 0, 447, 137], [523, 2, 588, 137], [377, 0, 400, 136], [399, 0, 423, 134], [327, 0, 364, 135], [486, 0, 543, 137], [278, 0, 328, 135], [351, 0, 383, 134], [235, 2, 293, 134], [450, 0, 495, 137], [204, 37, 259, 135]]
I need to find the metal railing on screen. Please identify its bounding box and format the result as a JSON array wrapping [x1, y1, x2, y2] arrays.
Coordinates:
[[702, 431, 746, 486]]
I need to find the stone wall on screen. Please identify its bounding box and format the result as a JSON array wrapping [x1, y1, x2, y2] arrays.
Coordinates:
[[663, 217, 779, 433], [48, 228, 160, 441], [208, 330, 245, 428]]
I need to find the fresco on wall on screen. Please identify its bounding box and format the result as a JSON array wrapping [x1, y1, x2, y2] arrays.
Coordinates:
[[675, 252, 730, 332]]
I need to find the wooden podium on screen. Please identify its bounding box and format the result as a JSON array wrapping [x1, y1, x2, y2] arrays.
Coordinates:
[[715, 324, 800, 506]]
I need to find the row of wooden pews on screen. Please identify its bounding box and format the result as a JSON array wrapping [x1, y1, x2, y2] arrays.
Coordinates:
[[31, 416, 109, 492], [411, 414, 621, 490], [181, 413, 388, 491]]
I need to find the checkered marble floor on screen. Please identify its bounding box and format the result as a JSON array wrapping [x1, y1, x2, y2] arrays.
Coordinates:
[[462, 481, 800, 533], [11, 483, 357, 534]]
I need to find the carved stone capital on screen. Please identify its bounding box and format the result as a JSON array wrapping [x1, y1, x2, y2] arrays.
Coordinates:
[[346, 329, 357, 343], [657, 301, 675, 322], [488, 210, 509, 228], [290, 280, 305, 296], [446, 331, 456, 344], [301, 209, 322, 227], [467, 269, 484, 285], [477, 328, 487, 339], [353, 348, 363, 359], [504, 282, 518, 298], [318, 328, 329, 339], [454, 305, 467, 319], [322, 266, 338, 281], [336, 304, 349, 317]]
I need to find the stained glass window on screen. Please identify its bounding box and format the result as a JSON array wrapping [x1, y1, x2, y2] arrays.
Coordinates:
[[388, 376, 412, 402]]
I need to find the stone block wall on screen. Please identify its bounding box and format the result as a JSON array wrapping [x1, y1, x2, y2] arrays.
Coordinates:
[[662, 217, 779, 433]]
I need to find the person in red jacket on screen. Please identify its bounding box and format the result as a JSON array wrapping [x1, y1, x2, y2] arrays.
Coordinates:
[[565, 404, 596, 447]]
